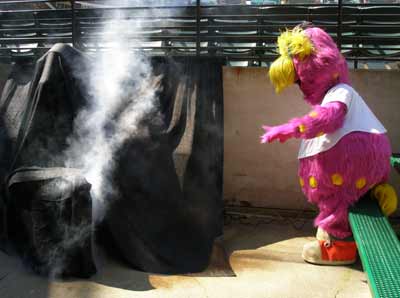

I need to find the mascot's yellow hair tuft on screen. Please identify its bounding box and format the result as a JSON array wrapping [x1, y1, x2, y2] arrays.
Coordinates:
[[269, 27, 314, 93]]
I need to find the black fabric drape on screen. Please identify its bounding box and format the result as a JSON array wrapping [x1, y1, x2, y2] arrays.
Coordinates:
[[1, 44, 91, 253], [0, 44, 224, 274], [0, 64, 34, 180], [13, 44, 90, 169], [105, 57, 224, 273], [0, 63, 35, 247]]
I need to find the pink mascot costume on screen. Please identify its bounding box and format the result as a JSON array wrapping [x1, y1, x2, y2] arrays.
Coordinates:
[[261, 25, 398, 265]]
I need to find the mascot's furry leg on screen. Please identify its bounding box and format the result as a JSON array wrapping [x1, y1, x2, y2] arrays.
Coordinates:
[[298, 132, 397, 265]]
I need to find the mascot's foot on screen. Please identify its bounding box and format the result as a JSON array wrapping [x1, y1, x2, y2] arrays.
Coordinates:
[[316, 226, 330, 241], [303, 229, 357, 265], [371, 183, 398, 216]]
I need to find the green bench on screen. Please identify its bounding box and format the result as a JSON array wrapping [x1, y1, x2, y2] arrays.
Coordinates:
[[348, 154, 400, 298]]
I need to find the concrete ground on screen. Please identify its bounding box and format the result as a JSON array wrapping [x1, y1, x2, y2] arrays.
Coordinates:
[[0, 220, 371, 298]]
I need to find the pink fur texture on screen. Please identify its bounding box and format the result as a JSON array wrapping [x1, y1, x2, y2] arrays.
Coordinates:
[[260, 102, 347, 143], [260, 123, 298, 143], [290, 102, 347, 138], [294, 27, 350, 105], [298, 132, 391, 238], [262, 26, 392, 239]]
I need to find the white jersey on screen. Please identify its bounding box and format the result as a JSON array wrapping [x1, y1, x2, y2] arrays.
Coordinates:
[[298, 83, 387, 159]]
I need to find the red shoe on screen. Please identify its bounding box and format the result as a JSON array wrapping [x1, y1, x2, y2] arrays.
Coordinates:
[[302, 230, 357, 265]]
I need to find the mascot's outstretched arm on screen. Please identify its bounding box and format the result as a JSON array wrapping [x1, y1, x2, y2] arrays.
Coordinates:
[[261, 102, 347, 143]]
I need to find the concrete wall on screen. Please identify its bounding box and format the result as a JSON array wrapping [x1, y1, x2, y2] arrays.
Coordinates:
[[223, 67, 400, 210]]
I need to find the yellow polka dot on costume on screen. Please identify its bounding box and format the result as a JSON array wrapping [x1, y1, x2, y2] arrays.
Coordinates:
[[299, 177, 305, 187], [356, 178, 367, 189], [309, 176, 318, 188], [299, 124, 306, 133], [331, 173, 344, 186], [316, 132, 325, 137], [309, 111, 318, 118]]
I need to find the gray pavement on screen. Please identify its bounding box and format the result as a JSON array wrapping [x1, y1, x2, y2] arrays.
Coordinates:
[[0, 221, 371, 298]]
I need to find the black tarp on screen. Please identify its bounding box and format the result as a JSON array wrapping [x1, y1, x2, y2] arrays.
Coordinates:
[[6, 167, 96, 278], [0, 44, 223, 274]]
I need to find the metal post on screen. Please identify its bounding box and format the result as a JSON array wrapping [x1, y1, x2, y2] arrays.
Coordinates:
[[196, 0, 201, 57], [71, 0, 77, 48], [337, 0, 342, 51]]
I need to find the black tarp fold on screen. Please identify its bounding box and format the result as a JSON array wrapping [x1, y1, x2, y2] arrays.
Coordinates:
[[0, 44, 223, 274]]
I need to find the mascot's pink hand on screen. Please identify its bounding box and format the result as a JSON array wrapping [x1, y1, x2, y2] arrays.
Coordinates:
[[260, 124, 294, 143]]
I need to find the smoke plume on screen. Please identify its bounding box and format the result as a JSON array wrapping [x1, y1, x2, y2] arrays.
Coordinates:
[[64, 3, 162, 222]]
